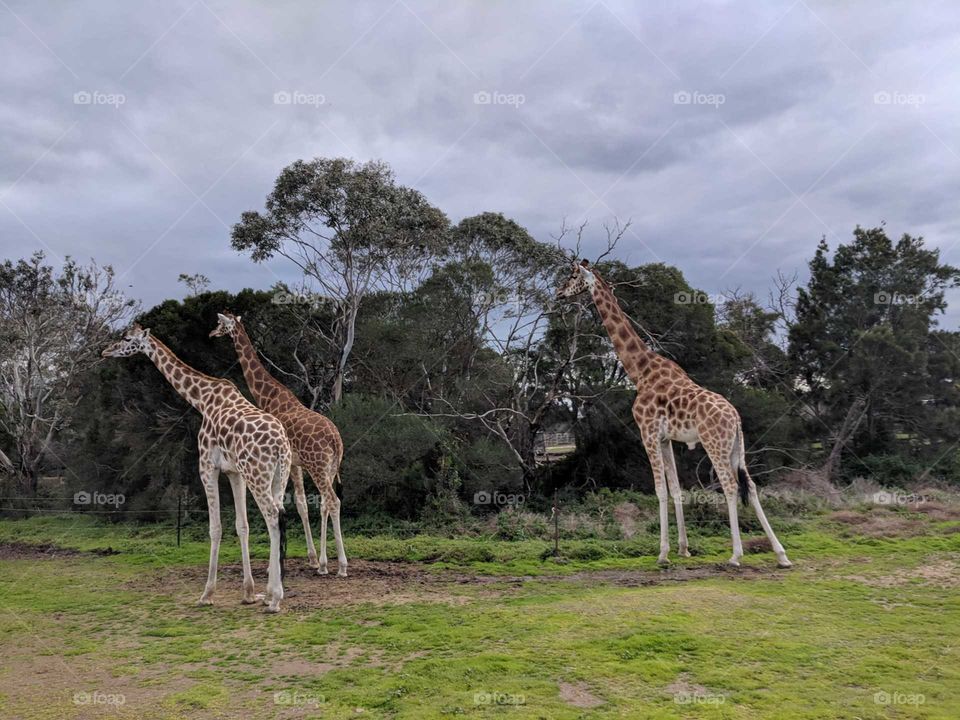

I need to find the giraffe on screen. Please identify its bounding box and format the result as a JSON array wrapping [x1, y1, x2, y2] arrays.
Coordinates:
[[101, 324, 293, 611], [210, 312, 348, 576], [557, 260, 792, 568]]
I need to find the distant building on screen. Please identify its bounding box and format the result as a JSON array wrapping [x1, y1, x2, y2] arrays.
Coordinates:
[[534, 425, 576, 464]]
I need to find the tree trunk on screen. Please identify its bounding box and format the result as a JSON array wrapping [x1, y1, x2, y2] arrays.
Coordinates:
[[330, 299, 361, 406], [821, 396, 867, 480]]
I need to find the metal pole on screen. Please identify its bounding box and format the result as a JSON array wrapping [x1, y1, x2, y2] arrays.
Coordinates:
[[553, 489, 559, 556]]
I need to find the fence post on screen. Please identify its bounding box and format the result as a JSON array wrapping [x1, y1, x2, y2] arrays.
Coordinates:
[[553, 489, 560, 556]]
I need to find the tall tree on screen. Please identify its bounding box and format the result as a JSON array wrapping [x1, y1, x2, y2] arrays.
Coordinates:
[[0, 253, 136, 492], [789, 226, 960, 479], [231, 157, 449, 404]]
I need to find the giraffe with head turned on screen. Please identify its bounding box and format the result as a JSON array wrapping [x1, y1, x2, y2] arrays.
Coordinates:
[[102, 324, 293, 611], [557, 260, 792, 568], [211, 312, 348, 576]]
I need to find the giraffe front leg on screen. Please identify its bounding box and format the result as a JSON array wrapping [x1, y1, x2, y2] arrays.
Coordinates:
[[641, 435, 670, 565], [198, 461, 222, 606], [662, 440, 690, 558]]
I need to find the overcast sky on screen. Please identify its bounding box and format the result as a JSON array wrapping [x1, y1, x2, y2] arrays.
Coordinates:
[[2, 1, 958, 326]]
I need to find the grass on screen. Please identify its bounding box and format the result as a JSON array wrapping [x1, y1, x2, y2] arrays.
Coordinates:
[[0, 509, 959, 718]]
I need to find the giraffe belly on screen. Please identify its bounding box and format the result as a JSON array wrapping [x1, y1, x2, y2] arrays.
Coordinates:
[[669, 425, 700, 450], [210, 446, 238, 473]]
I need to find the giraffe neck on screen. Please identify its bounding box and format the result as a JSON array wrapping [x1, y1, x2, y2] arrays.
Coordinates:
[[145, 337, 224, 412], [231, 324, 288, 412], [589, 276, 655, 386]]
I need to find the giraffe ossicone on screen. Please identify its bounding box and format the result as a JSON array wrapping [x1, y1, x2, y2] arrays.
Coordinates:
[[557, 260, 792, 569], [102, 324, 294, 611], [211, 311, 348, 577]]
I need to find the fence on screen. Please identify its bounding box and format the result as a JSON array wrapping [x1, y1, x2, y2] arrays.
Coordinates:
[[0, 494, 196, 546]]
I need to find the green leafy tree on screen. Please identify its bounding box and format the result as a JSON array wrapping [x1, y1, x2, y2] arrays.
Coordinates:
[[788, 226, 960, 480], [231, 157, 449, 404]]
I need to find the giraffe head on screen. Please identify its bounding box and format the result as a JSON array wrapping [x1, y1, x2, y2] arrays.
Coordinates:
[[209, 311, 242, 339], [556, 259, 597, 299], [101, 323, 152, 357]]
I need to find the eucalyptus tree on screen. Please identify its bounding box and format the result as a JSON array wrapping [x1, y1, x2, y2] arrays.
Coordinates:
[[231, 157, 449, 404]]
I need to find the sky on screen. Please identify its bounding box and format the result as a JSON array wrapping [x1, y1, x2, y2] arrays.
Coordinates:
[[2, 1, 959, 326]]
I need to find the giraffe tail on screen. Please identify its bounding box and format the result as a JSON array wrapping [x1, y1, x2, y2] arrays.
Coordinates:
[[733, 425, 750, 507], [273, 449, 290, 580], [278, 504, 287, 580]]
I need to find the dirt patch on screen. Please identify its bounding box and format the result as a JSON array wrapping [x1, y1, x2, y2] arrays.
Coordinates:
[[912, 501, 960, 521], [0, 540, 82, 560], [558, 681, 605, 708], [828, 510, 927, 538], [844, 559, 960, 590], [2, 541, 796, 613], [744, 536, 773, 554], [561, 562, 786, 589], [136, 558, 488, 610]]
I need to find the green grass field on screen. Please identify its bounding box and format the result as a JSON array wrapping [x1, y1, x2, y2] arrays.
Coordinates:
[[1, 507, 958, 719]]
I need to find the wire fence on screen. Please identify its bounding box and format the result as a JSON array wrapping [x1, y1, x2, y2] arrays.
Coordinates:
[[0, 495, 198, 545]]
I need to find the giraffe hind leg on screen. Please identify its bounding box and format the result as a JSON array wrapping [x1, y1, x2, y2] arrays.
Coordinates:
[[291, 466, 319, 568]]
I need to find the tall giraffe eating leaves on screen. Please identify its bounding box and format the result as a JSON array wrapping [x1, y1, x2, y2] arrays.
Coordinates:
[[557, 261, 791, 568], [102, 324, 293, 611], [211, 312, 348, 576]]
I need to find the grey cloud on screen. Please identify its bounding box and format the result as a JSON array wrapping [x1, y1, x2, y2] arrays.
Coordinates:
[[0, 0, 957, 327]]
